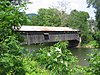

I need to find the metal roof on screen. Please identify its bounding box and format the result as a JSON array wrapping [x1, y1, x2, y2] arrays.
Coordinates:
[[14, 26, 79, 32]]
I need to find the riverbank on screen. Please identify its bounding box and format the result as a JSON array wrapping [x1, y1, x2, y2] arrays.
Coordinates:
[[77, 40, 100, 48], [77, 45, 96, 48]]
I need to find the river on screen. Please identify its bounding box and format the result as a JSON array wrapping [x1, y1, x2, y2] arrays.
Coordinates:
[[23, 44, 100, 66], [70, 48, 100, 66]]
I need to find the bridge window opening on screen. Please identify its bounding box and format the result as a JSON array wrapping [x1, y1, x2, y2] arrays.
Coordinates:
[[44, 33, 49, 40]]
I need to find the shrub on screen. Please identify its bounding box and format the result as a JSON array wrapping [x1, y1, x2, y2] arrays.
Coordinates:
[[0, 36, 25, 75], [0, 36, 51, 75], [22, 57, 51, 75], [86, 50, 100, 75], [34, 42, 79, 75], [87, 40, 99, 48]]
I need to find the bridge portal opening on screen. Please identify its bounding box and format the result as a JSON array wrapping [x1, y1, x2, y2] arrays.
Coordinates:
[[68, 40, 79, 48]]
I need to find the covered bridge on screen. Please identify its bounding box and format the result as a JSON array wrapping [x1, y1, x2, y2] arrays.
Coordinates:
[[15, 26, 80, 47]]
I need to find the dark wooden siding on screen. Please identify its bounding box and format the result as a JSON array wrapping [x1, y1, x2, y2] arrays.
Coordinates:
[[20, 31, 80, 45]]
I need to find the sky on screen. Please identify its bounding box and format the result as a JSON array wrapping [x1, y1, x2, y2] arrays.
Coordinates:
[[26, 0, 95, 19]]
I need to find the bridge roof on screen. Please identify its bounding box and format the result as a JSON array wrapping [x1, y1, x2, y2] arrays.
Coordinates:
[[14, 26, 79, 32]]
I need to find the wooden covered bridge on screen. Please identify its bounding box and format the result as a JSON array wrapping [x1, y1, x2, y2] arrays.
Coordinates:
[[15, 26, 80, 47]]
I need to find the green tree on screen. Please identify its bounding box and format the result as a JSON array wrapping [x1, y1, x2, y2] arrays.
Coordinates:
[[34, 8, 61, 26], [66, 10, 91, 44], [0, 0, 27, 41], [51, 0, 69, 26], [0, 0, 27, 74], [27, 14, 39, 25], [88, 18, 98, 33], [66, 10, 89, 32], [87, 0, 100, 30], [31, 8, 69, 27]]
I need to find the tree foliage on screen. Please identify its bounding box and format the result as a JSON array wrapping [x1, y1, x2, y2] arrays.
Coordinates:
[[0, 36, 25, 75], [66, 10, 91, 44], [31, 8, 69, 27], [0, 0, 28, 41], [66, 10, 89, 33], [51, 0, 69, 26], [0, 0, 26, 74], [93, 31, 100, 47], [87, 0, 100, 30], [0, 1, 51, 75], [34, 42, 80, 75], [86, 50, 100, 75], [36, 8, 61, 26], [88, 18, 98, 32], [87, 0, 100, 46]]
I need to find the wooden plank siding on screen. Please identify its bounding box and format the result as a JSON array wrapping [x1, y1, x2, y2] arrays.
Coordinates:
[[20, 31, 80, 45]]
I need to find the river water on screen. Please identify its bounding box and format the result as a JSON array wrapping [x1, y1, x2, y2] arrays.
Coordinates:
[[23, 45, 100, 66], [70, 48, 100, 66]]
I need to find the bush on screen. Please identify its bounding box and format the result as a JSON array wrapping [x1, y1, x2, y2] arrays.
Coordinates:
[[22, 57, 51, 75], [34, 42, 79, 75], [0, 36, 51, 75], [87, 40, 99, 48], [0, 36, 24, 75], [86, 50, 100, 75]]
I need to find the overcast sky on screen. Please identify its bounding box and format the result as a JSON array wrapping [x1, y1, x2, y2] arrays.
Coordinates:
[[26, 0, 95, 19]]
